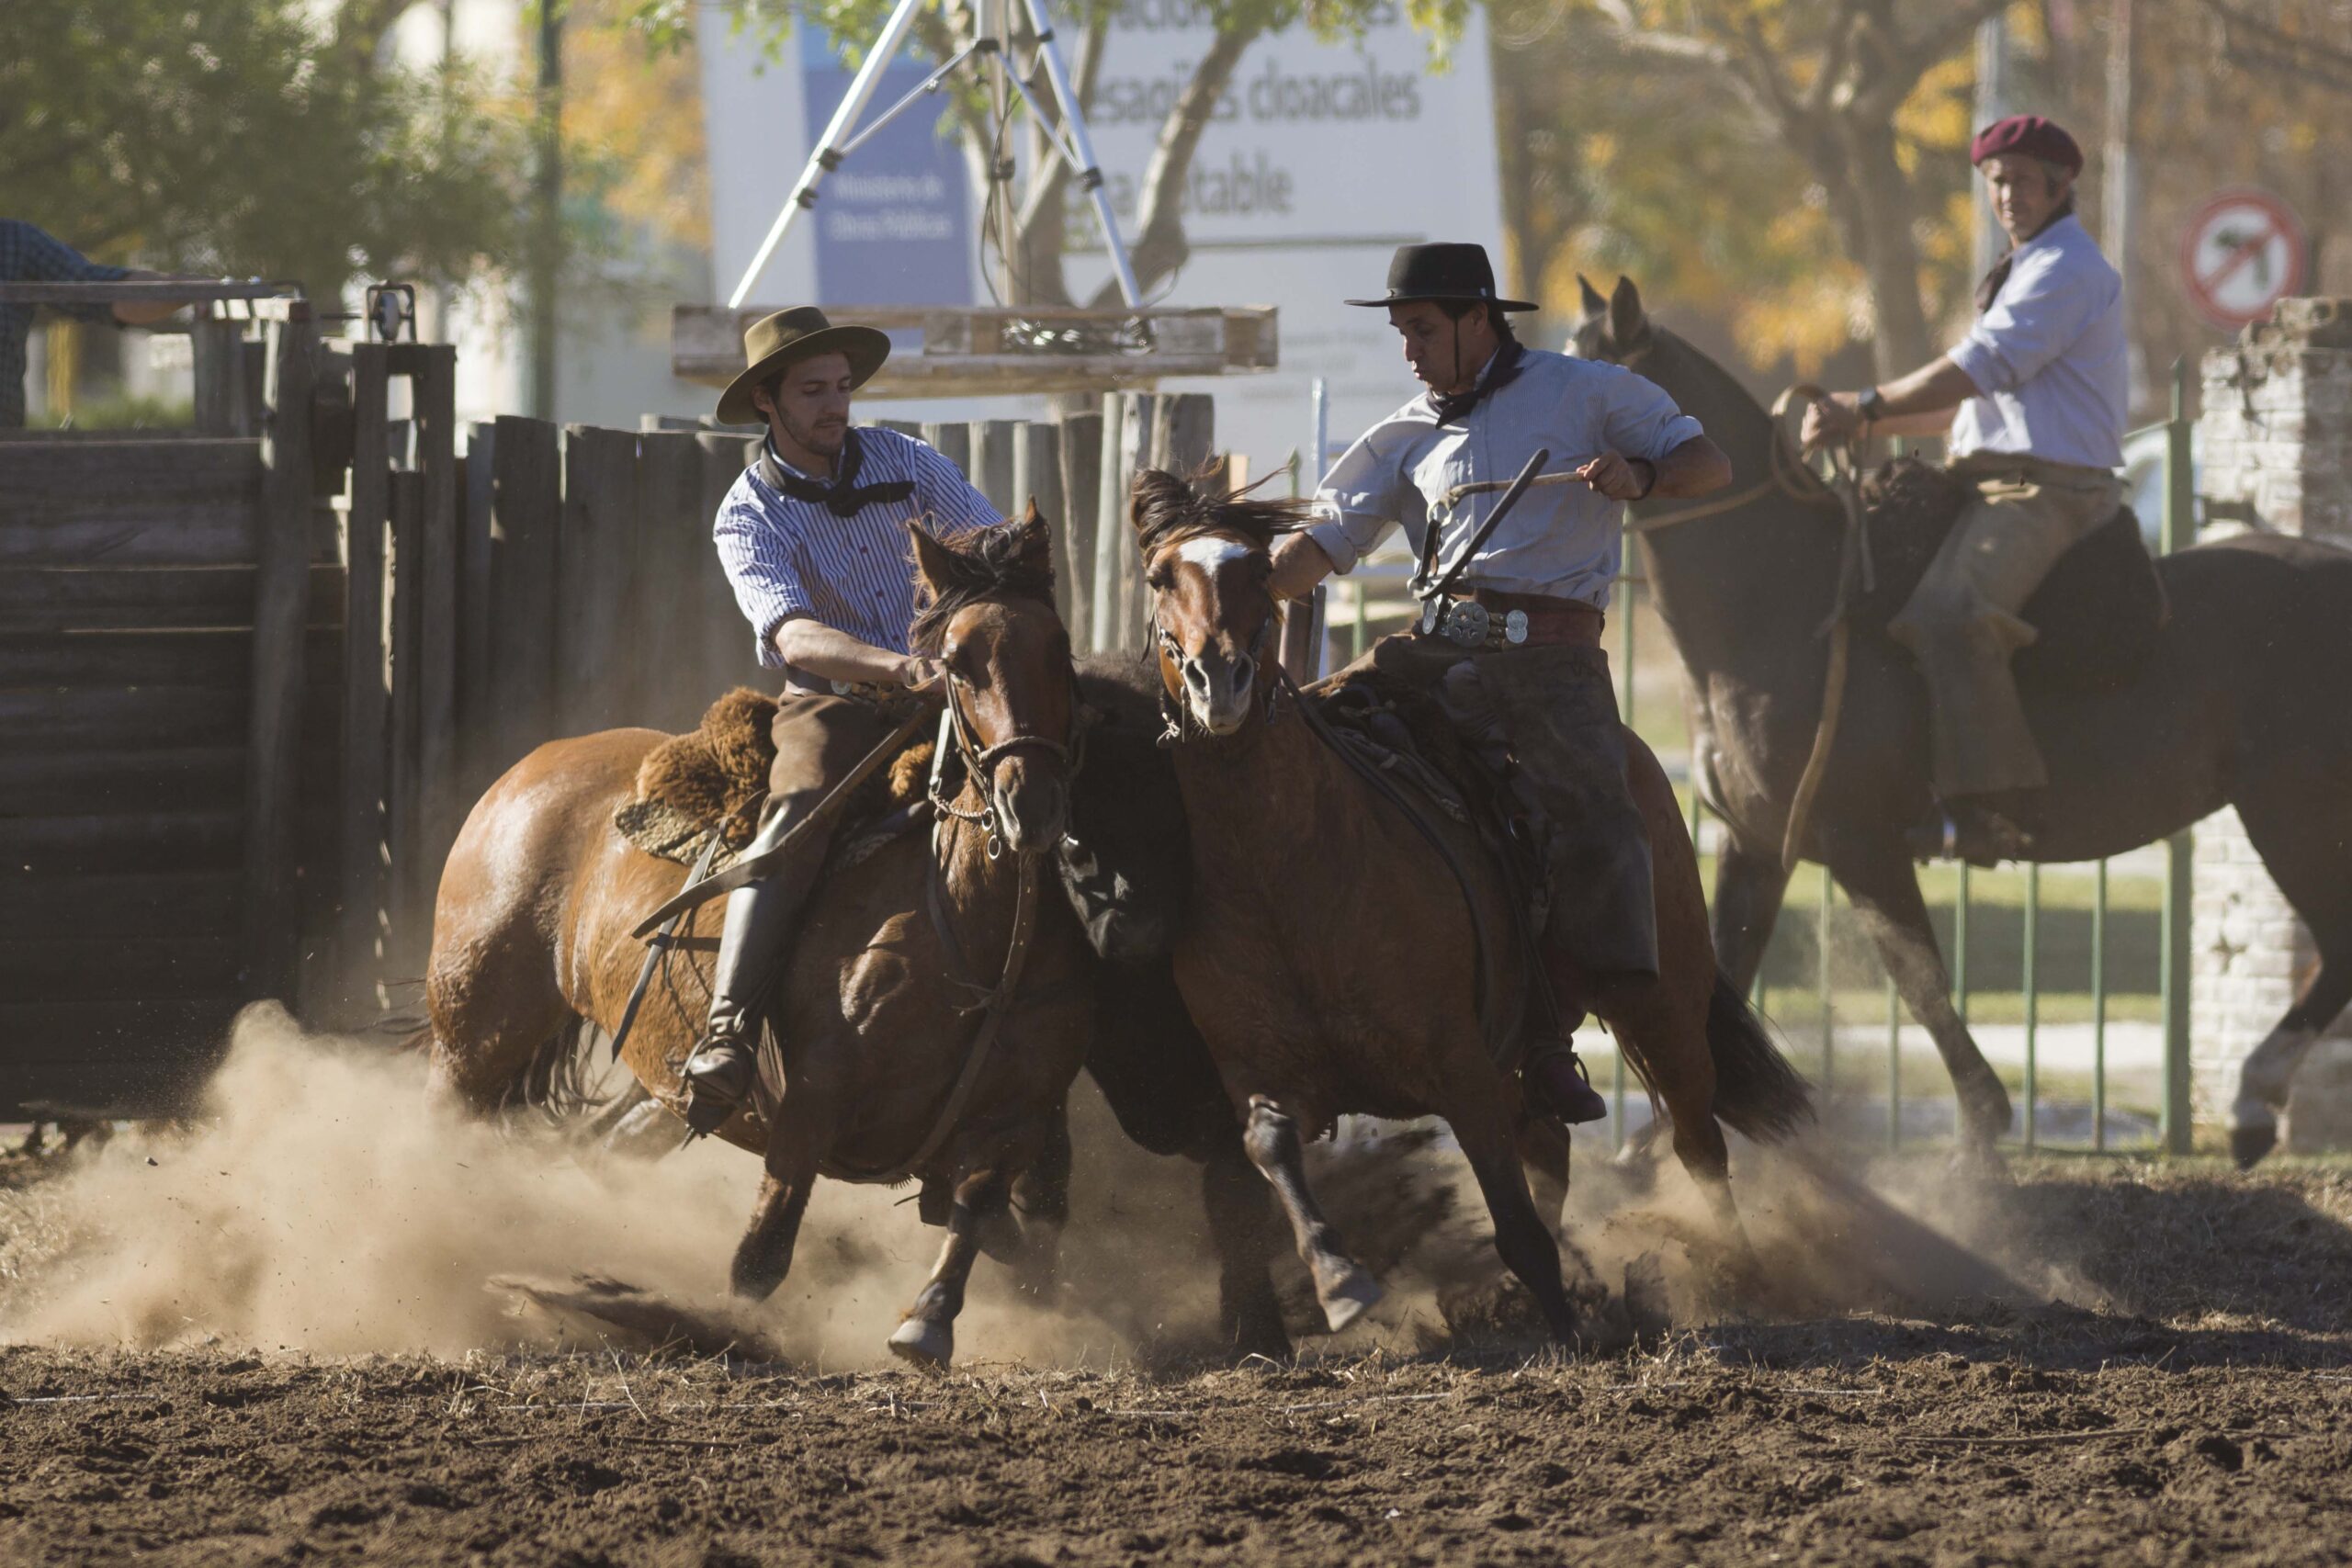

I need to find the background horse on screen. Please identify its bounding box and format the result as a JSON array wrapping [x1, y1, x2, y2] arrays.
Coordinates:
[[1573, 274, 2352, 1167], [1132, 469, 1812, 1343], [424, 516, 1094, 1366]]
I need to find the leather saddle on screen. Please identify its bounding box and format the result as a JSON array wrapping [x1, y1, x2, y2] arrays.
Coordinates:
[[1850, 457, 2166, 692], [1309, 671, 1555, 1050]]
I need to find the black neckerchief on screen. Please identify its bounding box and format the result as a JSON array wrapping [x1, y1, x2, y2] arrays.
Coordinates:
[[757, 427, 917, 518], [1974, 199, 2076, 313], [1428, 337, 1525, 426]]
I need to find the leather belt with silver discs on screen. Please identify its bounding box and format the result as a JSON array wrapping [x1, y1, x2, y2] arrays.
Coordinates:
[[1418, 594, 1530, 649]]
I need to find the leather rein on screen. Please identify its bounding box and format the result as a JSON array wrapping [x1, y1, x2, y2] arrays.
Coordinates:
[[1572, 347, 1871, 870], [820, 665, 1081, 1184]]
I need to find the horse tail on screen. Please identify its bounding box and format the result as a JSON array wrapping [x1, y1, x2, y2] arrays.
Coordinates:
[[1703, 971, 1813, 1142], [500, 1015, 604, 1123]]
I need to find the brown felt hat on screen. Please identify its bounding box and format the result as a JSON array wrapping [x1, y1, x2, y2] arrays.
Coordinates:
[[716, 306, 891, 425]]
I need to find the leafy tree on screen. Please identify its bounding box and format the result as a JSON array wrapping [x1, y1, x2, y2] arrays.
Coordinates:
[[620, 0, 1462, 306], [0, 0, 553, 303], [1568, 0, 2010, 378], [1487, 0, 1888, 373]]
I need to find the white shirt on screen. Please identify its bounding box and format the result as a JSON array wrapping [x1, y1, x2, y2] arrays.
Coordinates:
[[1308, 346, 1703, 609], [1949, 213, 2129, 470]]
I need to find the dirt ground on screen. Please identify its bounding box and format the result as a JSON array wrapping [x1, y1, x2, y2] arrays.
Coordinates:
[[3, 1027, 2351, 1565]]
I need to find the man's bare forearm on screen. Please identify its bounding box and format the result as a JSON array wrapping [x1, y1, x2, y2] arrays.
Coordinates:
[[1876, 355, 1981, 419], [773, 618, 922, 686], [110, 270, 201, 326], [1646, 434, 1732, 499], [1268, 532, 1338, 603]]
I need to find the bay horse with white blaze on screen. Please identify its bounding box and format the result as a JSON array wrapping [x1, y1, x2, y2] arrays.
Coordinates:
[[1131, 469, 1813, 1342], [424, 515, 1095, 1366], [1575, 275, 2352, 1168]]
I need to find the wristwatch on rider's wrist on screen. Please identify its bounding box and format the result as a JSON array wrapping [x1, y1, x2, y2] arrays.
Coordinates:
[[1856, 387, 1889, 424]]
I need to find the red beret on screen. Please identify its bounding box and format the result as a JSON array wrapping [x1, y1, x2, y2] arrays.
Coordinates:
[[1970, 114, 2083, 175]]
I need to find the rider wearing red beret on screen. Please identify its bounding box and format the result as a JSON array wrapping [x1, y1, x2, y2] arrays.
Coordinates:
[[1805, 114, 2127, 864]]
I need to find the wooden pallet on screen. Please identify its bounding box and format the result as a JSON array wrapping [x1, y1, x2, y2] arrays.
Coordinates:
[[672, 304, 1278, 400]]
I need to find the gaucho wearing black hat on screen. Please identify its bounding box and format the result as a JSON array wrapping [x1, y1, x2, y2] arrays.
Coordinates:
[[1263, 241, 1734, 1127]]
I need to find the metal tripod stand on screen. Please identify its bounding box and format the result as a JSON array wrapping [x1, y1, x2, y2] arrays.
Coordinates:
[[727, 0, 1142, 310]]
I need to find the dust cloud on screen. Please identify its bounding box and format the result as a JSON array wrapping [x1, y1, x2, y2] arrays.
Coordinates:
[[0, 1006, 2054, 1365], [0, 1006, 1227, 1365]]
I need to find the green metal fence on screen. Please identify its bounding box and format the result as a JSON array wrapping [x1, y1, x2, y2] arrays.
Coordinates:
[[1599, 362, 2200, 1156]]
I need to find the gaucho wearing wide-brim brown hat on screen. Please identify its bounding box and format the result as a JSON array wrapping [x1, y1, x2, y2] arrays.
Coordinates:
[[1345, 242, 1538, 312], [716, 306, 892, 426]]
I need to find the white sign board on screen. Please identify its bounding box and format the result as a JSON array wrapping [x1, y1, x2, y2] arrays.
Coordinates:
[[1073, 3, 1507, 481], [700, 4, 1507, 473], [2179, 189, 2307, 330]]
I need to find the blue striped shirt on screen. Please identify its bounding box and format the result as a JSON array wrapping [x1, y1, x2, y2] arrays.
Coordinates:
[[713, 427, 1003, 673]]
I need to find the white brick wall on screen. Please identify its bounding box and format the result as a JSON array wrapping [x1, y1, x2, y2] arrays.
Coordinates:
[[2189, 301, 2352, 1140]]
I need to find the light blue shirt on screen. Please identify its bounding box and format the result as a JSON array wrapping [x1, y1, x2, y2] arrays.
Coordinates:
[[1308, 346, 1703, 609], [1948, 213, 2128, 470]]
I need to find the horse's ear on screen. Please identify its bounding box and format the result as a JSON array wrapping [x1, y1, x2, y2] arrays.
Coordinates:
[[1013, 501, 1055, 573], [907, 519, 958, 592], [1609, 275, 1646, 344], [1577, 274, 1607, 321]]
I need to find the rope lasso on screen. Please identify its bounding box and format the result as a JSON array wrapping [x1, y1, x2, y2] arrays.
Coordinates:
[[1760, 383, 1872, 872]]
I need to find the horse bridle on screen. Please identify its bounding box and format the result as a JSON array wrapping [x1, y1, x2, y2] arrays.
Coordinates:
[[1151, 596, 1282, 744], [1148, 538, 1285, 744], [927, 664, 1082, 860]]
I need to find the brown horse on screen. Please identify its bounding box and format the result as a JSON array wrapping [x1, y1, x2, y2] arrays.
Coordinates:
[[423, 515, 1096, 1366], [1130, 469, 1812, 1342]]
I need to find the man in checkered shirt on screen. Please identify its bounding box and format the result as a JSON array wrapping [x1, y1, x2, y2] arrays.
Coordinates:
[[683, 306, 1005, 1133], [1, 221, 188, 427]]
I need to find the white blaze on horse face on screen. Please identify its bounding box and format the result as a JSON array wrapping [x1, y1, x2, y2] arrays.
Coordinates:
[[1174, 536, 1253, 577], [1166, 536, 1261, 735]]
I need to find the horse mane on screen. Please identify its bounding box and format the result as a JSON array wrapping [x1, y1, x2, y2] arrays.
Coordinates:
[[1130, 467, 1317, 559], [909, 512, 1057, 654]]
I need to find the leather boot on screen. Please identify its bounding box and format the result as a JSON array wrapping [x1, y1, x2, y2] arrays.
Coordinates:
[[1525, 1039, 1609, 1126], [682, 824, 823, 1136]]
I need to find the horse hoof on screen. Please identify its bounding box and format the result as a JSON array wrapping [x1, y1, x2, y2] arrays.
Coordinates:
[[1948, 1140, 2009, 1182], [2232, 1122, 2278, 1170], [888, 1316, 955, 1368], [1317, 1269, 1384, 1334]]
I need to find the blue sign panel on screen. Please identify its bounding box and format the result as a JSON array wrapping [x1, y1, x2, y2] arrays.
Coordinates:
[[800, 31, 975, 307]]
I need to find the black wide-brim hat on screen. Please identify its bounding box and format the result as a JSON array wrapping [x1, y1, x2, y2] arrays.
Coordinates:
[[717, 306, 892, 425], [1346, 242, 1537, 312]]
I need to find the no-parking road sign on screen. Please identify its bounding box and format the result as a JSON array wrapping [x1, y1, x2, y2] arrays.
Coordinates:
[[2180, 189, 2307, 329]]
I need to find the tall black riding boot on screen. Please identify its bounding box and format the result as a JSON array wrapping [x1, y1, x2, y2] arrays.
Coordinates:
[[682, 848, 820, 1136]]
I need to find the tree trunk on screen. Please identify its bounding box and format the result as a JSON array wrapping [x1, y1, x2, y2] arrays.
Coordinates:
[[1089, 22, 1261, 307], [1835, 118, 1935, 375]]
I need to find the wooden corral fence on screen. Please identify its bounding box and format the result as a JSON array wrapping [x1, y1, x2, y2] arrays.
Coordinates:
[[1, 304, 1233, 1114], [0, 306, 328, 1117]]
